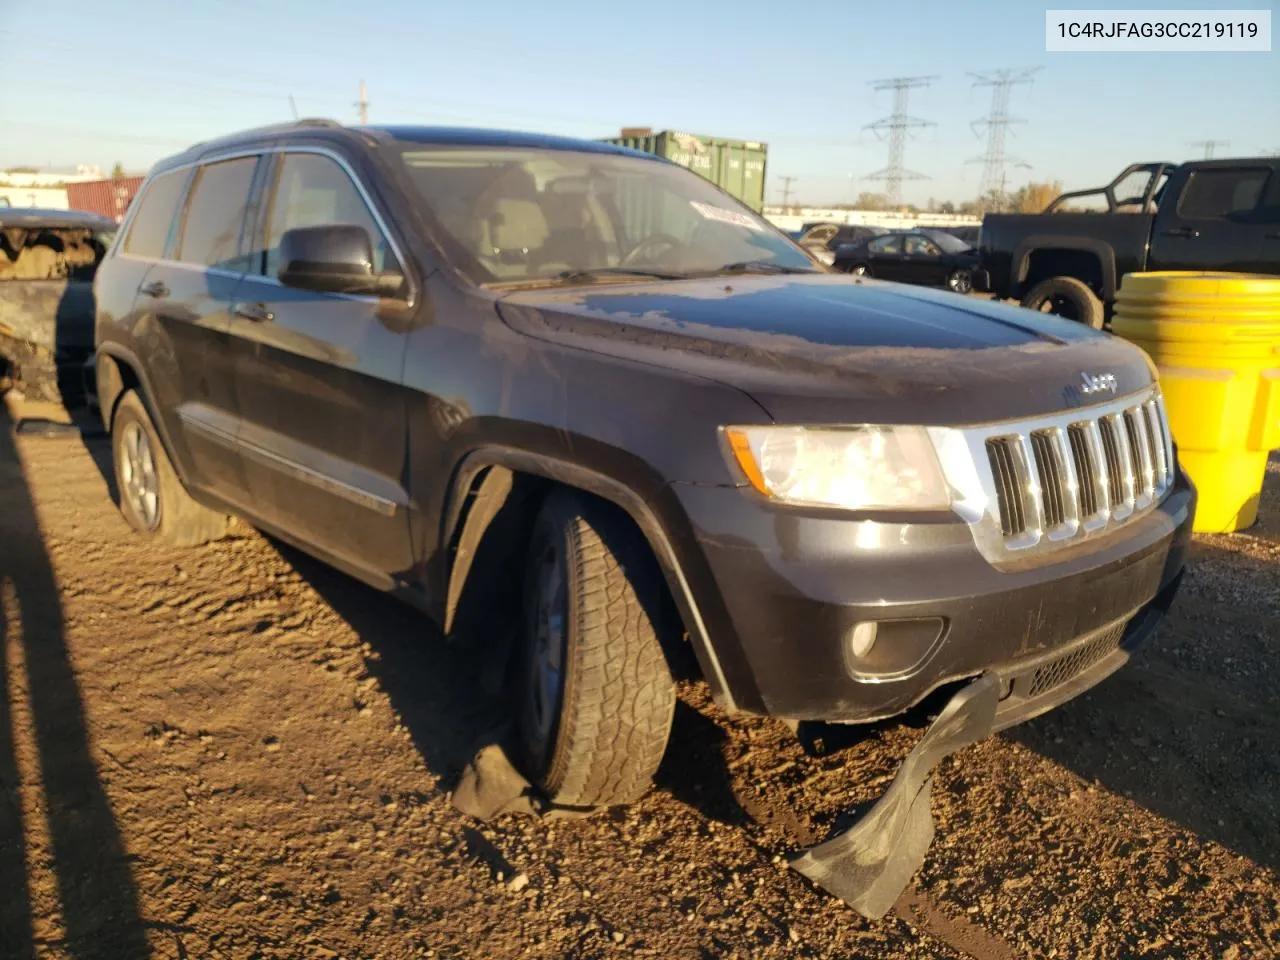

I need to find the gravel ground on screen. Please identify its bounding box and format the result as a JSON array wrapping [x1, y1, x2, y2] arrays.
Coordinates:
[[1, 398, 1277, 959]]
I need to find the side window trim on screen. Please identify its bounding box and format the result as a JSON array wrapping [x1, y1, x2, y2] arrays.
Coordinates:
[[258, 146, 405, 282], [1175, 167, 1270, 221], [117, 166, 194, 262], [173, 155, 261, 271]]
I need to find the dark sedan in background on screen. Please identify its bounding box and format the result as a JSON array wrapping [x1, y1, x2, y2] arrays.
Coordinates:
[[833, 228, 980, 293], [796, 222, 888, 265]]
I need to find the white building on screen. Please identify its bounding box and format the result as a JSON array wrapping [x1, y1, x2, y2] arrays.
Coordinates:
[[0, 165, 106, 188], [764, 206, 981, 234]]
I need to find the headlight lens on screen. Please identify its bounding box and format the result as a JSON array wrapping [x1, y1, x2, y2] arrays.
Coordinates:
[[723, 425, 950, 511]]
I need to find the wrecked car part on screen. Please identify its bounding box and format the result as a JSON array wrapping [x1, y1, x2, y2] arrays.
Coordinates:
[[789, 672, 1000, 919], [452, 741, 594, 823]]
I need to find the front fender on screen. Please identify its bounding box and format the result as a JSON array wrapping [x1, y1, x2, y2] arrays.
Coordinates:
[[439, 444, 757, 714]]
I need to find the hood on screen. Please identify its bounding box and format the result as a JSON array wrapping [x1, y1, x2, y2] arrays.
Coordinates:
[[497, 274, 1156, 425]]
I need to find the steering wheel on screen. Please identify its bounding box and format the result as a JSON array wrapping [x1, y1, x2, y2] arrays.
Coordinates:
[[621, 232, 683, 268]]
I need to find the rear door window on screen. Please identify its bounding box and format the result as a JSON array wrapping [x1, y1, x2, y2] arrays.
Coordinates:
[[1176, 168, 1269, 220], [175, 157, 260, 271], [122, 170, 187, 259], [869, 235, 903, 254]]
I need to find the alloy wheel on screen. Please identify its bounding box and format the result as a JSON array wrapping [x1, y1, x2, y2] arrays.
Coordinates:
[[120, 421, 160, 529]]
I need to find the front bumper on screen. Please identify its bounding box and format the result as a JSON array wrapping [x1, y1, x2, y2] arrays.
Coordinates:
[[671, 469, 1195, 723]]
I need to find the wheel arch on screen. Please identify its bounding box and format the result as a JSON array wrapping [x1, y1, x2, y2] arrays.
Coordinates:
[[1012, 236, 1116, 300], [440, 447, 743, 712], [95, 344, 195, 491]]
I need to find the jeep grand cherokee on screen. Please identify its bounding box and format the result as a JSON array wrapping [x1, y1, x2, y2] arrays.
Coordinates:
[[93, 120, 1193, 819]]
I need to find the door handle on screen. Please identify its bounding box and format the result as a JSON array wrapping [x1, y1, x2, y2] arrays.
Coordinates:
[[233, 302, 274, 323], [139, 280, 169, 298], [1161, 227, 1200, 239]]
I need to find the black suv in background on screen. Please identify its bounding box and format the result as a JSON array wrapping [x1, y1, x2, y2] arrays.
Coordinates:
[[94, 120, 1193, 820]]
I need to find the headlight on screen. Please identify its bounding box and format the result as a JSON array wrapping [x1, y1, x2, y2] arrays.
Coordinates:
[[722, 425, 950, 511]]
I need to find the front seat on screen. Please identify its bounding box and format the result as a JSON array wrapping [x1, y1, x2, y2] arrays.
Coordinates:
[[475, 168, 550, 277]]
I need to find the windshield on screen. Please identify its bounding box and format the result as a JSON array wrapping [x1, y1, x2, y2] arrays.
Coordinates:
[[918, 229, 971, 253], [395, 146, 814, 284]]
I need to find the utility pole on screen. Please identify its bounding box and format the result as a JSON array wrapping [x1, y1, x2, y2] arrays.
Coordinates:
[[968, 67, 1040, 209], [356, 80, 369, 125], [1189, 139, 1229, 159], [779, 176, 797, 210], [863, 75, 937, 207]]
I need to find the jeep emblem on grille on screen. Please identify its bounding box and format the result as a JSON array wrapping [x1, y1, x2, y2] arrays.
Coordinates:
[[1079, 372, 1118, 395]]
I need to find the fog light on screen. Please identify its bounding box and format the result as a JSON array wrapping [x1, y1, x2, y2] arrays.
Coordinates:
[[848, 621, 879, 659]]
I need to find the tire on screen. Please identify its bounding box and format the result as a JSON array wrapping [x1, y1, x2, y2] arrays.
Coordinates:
[[111, 390, 228, 546], [516, 489, 676, 808], [1020, 276, 1105, 329], [946, 269, 973, 294]]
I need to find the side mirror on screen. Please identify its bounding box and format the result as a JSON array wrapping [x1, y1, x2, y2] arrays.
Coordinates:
[[277, 225, 404, 297]]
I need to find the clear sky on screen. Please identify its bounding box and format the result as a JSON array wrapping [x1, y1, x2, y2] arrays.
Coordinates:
[[2, 0, 1277, 205]]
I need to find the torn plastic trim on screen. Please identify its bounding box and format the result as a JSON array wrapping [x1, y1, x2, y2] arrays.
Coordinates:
[[788, 671, 1000, 919]]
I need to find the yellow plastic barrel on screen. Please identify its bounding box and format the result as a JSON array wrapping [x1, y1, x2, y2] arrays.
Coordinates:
[[1112, 271, 1280, 533]]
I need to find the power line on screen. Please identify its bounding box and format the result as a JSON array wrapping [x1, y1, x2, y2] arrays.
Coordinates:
[[968, 67, 1040, 203], [778, 176, 797, 208], [1189, 139, 1230, 159], [862, 76, 937, 206]]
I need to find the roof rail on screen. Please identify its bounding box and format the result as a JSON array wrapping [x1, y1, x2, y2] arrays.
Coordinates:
[[294, 117, 343, 129]]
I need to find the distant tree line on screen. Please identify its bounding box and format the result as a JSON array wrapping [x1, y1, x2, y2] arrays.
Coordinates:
[[823, 181, 1064, 216]]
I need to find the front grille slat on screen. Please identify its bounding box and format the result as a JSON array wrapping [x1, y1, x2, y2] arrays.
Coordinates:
[[986, 437, 1026, 537], [1143, 400, 1169, 490], [1030, 430, 1067, 529], [1097, 415, 1127, 507], [1124, 408, 1154, 501], [1068, 424, 1100, 519], [976, 388, 1171, 558]]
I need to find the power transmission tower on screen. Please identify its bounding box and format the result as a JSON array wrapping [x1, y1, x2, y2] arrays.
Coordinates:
[[862, 76, 937, 206], [355, 80, 369, 125], [779, 176, 797, 209], [968, 67, 1040, 207], [1189, 139, 1229, 159]]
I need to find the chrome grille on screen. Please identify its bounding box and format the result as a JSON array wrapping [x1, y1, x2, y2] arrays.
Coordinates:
[[986, 438, 1026, 537], [938, 387, 1175, 565]]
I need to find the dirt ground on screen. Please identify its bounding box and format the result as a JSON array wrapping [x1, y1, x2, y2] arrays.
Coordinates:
[[1, 397, 1277, 960]]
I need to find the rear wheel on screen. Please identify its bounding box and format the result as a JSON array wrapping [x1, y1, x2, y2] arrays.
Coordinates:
[[516, 490, 676, 808], [850, 263, 870, 277], [111, 390, 228, 546], [1020, 276, 1105, 329], [946, 269, 973, 294]]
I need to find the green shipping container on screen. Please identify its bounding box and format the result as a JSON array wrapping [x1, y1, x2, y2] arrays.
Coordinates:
[[601, 130, 768, 213]]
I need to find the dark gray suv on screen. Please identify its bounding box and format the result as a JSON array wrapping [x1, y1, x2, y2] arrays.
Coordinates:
[[93, 119, 1193, 910]]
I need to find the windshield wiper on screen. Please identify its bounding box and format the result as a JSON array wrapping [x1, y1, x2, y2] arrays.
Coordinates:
[[552, 266, 690, 283], [708, 260, 818, 276]]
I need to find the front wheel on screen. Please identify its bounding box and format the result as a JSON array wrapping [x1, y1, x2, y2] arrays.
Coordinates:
[[111, 390, 229, 546], [515, 490, 676, 808], [946, 269, 973, 294]]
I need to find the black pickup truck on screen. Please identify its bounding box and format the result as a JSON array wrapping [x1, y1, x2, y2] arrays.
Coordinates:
[[979, 158, 1280, 327]]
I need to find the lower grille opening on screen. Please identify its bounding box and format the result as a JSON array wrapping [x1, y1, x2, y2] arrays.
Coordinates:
[[1027, 623, 1126, 698]]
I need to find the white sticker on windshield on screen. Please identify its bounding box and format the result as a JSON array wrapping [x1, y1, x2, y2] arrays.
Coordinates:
[[690, 201, 766, 231]]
